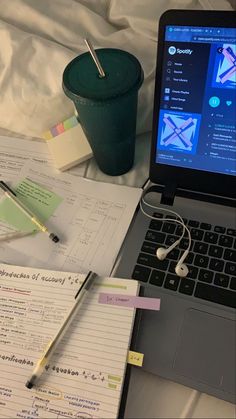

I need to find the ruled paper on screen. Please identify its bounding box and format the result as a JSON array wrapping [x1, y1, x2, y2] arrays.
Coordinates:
[[0, 263, 139, 419]]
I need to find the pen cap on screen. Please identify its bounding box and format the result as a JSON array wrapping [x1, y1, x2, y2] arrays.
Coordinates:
[[0, 181, 16, 196], [84, 272, 97, 290]]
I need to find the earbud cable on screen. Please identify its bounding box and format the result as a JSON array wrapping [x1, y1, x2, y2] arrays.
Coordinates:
[[140, 196, 192, 264]]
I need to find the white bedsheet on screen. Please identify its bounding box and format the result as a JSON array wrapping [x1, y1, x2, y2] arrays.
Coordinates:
[[0, 2, 235, 419]]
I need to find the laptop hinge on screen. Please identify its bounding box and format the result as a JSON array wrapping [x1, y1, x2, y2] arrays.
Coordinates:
[[160, 183, 177, 206]]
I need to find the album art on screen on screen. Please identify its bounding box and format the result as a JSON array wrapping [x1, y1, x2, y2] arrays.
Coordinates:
[[212, 44, 236, 89], [157, 110, 201, 154]]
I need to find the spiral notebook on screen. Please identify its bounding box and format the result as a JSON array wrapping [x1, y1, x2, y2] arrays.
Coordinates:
[[0, 263, 139, 419]]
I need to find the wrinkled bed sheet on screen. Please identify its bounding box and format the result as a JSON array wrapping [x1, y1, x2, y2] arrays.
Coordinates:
[[0, 0, 233, 186]]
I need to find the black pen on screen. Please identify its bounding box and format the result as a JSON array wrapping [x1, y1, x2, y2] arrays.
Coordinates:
[[25, 271, 97, 389], [0, 181, 60, 243]]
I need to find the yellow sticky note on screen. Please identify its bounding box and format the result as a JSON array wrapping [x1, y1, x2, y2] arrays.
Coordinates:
[[127, 350, 144, 367], [42, 130, 53, 141]]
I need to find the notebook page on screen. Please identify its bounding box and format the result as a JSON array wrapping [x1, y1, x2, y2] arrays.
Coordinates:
[[0, 263, 139, 419]]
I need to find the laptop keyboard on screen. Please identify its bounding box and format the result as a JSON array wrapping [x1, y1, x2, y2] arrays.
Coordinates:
[[131, 213, 236, 309]]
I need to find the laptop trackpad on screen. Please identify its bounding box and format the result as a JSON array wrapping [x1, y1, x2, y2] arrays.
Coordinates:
[[173, 309, 235, 393]]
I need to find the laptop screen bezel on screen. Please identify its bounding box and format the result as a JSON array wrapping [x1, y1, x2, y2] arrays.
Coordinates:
[[149, 10, 236, 200]]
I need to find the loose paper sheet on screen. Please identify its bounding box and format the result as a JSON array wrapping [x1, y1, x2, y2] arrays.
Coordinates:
[[0, 136, 142, 275], [0, 135, 86, 243], [0, 135, 87, 181], [0, 263, 139, 419], [4, 162, 142, 276]]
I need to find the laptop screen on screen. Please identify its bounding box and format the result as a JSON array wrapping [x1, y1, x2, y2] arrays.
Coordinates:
[[155, 25, 236, 176]]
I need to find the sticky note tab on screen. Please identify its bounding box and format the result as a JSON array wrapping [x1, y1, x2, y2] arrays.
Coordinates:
[[128, 351, 144, 367], [42, 130, 53, 141], [51, 126, 59, 137], [98, 293, 161, 311], [0, 179, 63, 232], [42, 116, 79, 141], [56, 122, 65, 134], [47, 124, 92, 171], [63, 116, 78, 130]]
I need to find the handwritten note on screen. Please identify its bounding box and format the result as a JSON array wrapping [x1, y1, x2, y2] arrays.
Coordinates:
[[0, 264, 139, 418], [0, 178, 62, 232], [98, 293, 161, 310]]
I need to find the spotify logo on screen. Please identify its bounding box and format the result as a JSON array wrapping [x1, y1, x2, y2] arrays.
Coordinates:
[[168, 46, 193, 55], [168, 46, 176, 55]]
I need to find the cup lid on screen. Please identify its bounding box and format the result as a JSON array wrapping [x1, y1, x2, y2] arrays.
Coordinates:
[[62, 48, 143, 102]]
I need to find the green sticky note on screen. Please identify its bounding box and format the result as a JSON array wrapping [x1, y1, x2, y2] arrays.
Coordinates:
[[0, 178, 63, 232]]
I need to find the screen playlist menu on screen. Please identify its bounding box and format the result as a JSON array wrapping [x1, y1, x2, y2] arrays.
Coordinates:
[[156, 27, 236, 176]]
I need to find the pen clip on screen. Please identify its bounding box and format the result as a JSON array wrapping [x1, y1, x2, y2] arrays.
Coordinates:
[[0, 181, 17, 196]]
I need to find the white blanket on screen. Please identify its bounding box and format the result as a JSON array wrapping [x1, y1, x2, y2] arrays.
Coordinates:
[[0, 0, 233, 184]]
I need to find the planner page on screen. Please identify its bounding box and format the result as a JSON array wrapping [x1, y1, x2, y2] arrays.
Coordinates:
[[0, 263, 139, 419]]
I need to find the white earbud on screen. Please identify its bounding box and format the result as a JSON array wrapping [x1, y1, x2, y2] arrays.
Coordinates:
[[175, 263, 188, 277], [156, 239, 181, 260], [140, 190, 192, 279], [156, 247, 168, 260], [175, 249, 189, 277]]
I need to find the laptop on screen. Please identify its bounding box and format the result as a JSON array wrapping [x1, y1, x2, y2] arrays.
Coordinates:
[[115, 10, 236, 403]]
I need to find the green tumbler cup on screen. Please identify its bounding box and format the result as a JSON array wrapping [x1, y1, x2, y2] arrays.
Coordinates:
[[62, 48, 144, 176]]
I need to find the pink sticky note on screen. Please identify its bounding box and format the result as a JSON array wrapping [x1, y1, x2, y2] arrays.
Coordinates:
[[98, 293, 161, 311], [56, 122, 65, 134]]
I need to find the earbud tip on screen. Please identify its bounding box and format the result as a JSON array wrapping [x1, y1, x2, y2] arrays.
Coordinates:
[[175, 264, 188, 277], [156, 247, 167, 261]]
